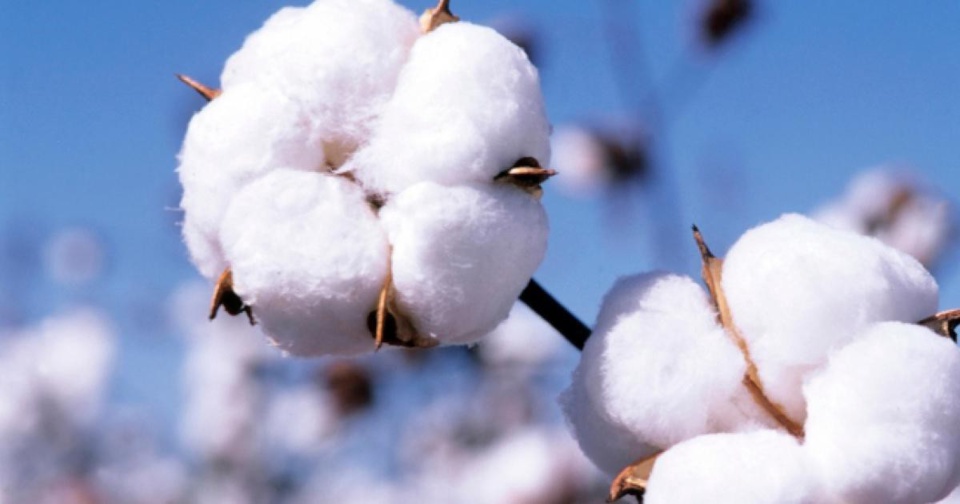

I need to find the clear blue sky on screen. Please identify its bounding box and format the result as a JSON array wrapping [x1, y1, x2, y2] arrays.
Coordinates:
[[2, 0, 959, 424]]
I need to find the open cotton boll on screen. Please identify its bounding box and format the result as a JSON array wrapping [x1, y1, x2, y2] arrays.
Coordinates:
[[379, 181, 547, 345], [220, 170, 388, 356], [561, 273, 768, 476], [347, 22, 550, 195], [550, 126, 609, 196], [178, 84, 326, 278], [221, 0, 419, 162], [644, 430, 821, 504], [804, 322, 960, 504], [722, 213, 938, 421]]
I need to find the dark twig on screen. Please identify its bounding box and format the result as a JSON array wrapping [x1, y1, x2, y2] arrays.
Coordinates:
[[519, 279, 591, 350]]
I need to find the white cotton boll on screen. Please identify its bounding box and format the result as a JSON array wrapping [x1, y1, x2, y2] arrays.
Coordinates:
[[454, 428, 595, 504], [220, 170, 388, 356], [379, 182, 547, 345], [263, 387, 336, 456], [644, 430, 821, 504], [221, 0, 419, 159], [476, 302, 567, 367], [561, 273, 767, 476], [348, 22, 550, 195], [550, 126, 609, 196], [178, 84, 326, 278], [936, 485, 960, 504], [722, 213, 938, 421], [33, 309, 116, 423], [804, 323, 960, 504]]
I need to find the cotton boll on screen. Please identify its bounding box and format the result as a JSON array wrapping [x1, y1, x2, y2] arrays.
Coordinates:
[[348, 22, 550, 195], [221, 0, 419, 159], [379, 182, 547, 345], [178, 84, 326, 278], [804, 323, 960, 504], [550, 126, 609, 196], [560, 273, 767, 476], [644, 430, 822, 504], [220, 170, 388, 356], [722, 214, 938, 421]]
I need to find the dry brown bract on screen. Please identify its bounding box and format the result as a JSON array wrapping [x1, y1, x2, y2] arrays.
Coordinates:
[[176, 74, 222, 101], [419, 0, 459, 33], [209, 268, 255, 325]]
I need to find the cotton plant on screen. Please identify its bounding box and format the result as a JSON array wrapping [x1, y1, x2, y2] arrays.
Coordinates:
[[176, 0, 553, 356], [0, 309, 116, 502], [814, 167, 957, 271], [561, 214, 960, 503]]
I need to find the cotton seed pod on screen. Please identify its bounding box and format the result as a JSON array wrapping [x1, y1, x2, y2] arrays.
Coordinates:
[[379, 181, 548, 345], [803, 322, 960, 504], [560, 273, 769, 476], [722, 214, 938, 421], [346, 22, 550, 195], [178, 84, 325, 278], [220, 170, 388, 356]]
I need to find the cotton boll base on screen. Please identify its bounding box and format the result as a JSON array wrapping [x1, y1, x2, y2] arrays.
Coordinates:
[[220, 171, 388, 356], [379, 182, 547, 345], [722, 214, 938, 420], [804, 323, 960, 504]]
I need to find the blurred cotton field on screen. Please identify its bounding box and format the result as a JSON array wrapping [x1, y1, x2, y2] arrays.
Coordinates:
[[3, 0, 960, 502]]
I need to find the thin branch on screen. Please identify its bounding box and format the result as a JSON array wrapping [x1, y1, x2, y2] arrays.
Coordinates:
[[519, 279, 591, 350]]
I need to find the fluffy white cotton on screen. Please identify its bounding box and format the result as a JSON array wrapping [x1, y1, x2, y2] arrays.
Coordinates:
[[347, 22, 550, 195], [804, 323, 960, 504], [644, 430, 821, 504], [178, 84, 326, 278], [816, 168, 955, 268], [561, 273, 767, 476], [220, 170, 388, 356], [722, 214, 938, 421], [221, 0, 419, 161], [379, 182, 547, 345]]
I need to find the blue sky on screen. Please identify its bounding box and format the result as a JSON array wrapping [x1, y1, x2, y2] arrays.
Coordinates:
[[2, 0, 959, 427]]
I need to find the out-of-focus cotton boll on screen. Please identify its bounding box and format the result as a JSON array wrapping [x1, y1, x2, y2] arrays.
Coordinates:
[[221, 0, 419, 161], [379, 182, 547, 345], [561, 273, 766, 476], [43, 227, 105, 286], [32, 310, 115, 423], [348, 22, 550, 195], [180, 313, 275, 461], [644, 430, 821, 504], [936, 485, 960, 504], [263, 387, 336, 456], [550, 126, 609, 196], [477, 302, 567, 368], [220, 171, 388, 356], [804, 323, 960, 504], [178, 84, 325, 278], [815, 169, 955, 269], [722, 214, 938, 421], [454, 428, 596, 504]]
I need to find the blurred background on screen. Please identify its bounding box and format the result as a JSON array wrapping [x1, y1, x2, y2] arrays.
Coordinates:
[[1, 0, 959, 502]]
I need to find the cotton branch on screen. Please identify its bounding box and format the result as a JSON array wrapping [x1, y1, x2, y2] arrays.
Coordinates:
[[519, 279, 591, 350]]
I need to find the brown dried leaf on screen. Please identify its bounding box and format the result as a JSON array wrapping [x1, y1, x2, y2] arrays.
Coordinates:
[[918, 309, 960, 342], [175, 73, 222, 101], [209, 268, 255, 325], [693, 226, 804, 438], [419, 0, 459, 33], [368, 259, 437, 350], [608, 452, 661, 502]]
